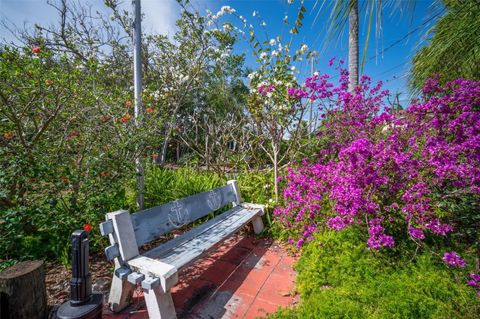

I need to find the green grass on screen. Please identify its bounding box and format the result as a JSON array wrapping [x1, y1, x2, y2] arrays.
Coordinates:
[[269, 229, 480, 319], [141, 165, 226, 209]]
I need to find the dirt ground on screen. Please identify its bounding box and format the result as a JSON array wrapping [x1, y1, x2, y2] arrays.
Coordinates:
[[45, 253, 113, 306]]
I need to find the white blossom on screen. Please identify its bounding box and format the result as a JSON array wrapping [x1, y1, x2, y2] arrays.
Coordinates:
[[269, 39, 276, 46], [252, 11, 258, 17], [291, 66, 296, 71], [257, 81, 267, 88], [261, 21, 267, 27], [247, 71, 258, 80], [259, 52, 268, 60], [300, 44, 309, 54], [272, 50, 279, 57], [223, 24, 232, 32], [220, 6, 235, 14]]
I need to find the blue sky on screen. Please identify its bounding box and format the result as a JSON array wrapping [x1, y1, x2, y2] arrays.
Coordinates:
[[0, 0, 442, 99]]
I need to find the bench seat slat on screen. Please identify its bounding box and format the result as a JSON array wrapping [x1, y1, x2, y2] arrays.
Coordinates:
[[143, 204, 262, 270]]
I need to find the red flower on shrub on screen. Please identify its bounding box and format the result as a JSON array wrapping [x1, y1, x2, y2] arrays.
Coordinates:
[[32, 46, 41, 54], [3, 131, 13, 140], [146, 107, 154, 113], [59, 176, 69, 184], [83, 224, 92, 232], [45, 79, 53, 86], [120, 113, 131, 123], [100, 171, 109, 177]]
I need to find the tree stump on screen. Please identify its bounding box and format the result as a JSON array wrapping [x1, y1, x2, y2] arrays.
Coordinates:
[[0, 260, 47, 319]]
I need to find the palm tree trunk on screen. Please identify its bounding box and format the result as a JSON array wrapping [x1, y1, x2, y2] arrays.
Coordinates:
[[348, 0, 359, 91]]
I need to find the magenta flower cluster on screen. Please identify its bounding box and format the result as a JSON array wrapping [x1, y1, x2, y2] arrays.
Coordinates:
[[258, 84, 275, 95], [287, 87, 308, 100], [467, 273, 480, 286], [442, 251, 466, 268], [275, 68, 480, 251]]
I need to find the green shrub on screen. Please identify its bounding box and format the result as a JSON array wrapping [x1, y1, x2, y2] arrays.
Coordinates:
[[142, 165, 225, 208], [270, 229, 480, 319], [234, 169, 287, 238], [234, 170, 274, 204]]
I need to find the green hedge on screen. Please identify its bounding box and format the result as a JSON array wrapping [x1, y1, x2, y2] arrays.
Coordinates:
[[270, 229, 479, 319]]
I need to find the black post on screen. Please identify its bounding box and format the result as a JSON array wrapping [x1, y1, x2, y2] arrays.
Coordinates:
[[70, 230, 92, 305], [56, 230, 102, 319]]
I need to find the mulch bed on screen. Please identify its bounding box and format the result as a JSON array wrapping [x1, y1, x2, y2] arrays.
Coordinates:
[[45, 231, 185, 306], [45, 254, 113, 306]]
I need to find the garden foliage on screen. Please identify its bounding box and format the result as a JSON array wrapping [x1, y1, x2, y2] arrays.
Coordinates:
[[269, 229, 480, 318], [275, 66, 480, 252]]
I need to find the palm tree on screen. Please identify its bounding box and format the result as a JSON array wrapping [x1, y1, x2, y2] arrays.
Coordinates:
[[348, 0, 359, 91], [314, 0, 416, 91]]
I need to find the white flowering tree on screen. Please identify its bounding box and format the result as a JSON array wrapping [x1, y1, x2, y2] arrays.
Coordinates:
[[140, 6, 248, 167], [241, 3, 315, 201]]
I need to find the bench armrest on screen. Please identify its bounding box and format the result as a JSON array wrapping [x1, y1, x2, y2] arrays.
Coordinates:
[[127, 256, 178, 293], [240, 203, 265, 216]]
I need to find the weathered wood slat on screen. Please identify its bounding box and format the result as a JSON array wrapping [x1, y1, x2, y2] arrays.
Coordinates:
[[144, 204, 263, 270], [132, 184, 236, 246], [143, 205, 243, 259]]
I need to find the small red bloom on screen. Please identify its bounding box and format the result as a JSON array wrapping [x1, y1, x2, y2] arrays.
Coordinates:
[[83, 224, 92, 232], [3, 131, 14, 140], [45, 79, 53, 86], [67, 130, 79, 140], [59, 175, 69, 184], [146, 107, 154, 113], [100, 171, 109, 177], [32, 46, 42, 54], [120, 113, 131, 123]]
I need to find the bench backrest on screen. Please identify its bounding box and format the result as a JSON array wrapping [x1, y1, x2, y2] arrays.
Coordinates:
[[132, 182, 239, 247]]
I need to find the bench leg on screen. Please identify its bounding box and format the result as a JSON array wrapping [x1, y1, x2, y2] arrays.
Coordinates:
[[144, 287, 177, 319], [108, 261, 135, 312], [252, 215, 264, 234]]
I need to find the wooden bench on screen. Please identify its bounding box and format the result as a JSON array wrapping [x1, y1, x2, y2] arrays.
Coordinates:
[[99, 180, 264, 318]]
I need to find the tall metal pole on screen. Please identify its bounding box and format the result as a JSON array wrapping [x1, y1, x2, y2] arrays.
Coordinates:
[[133, 0, 144, 209], [309, 52, 317, 134]]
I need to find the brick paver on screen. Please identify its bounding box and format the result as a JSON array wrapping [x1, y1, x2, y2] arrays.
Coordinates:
[[103, 234, 298, 318]]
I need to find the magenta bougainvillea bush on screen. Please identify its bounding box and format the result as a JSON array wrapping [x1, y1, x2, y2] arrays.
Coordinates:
[[275, 66, 480, 255]]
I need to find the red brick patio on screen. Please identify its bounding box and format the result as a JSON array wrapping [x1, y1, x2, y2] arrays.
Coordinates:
[[103, 234, 298, 318]]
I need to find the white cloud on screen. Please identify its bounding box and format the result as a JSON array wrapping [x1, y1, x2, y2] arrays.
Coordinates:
[[0, 0, 218, 44], [118, 0, 180, 37]]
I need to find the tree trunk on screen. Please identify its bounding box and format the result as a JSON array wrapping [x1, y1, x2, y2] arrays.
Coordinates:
[[158, 134, 169, 167], [348, 0, 359, 92], [272, 143, 279, 203], [205, 134, 209, 170], [0, 261, 47, 319], [176, 143, 180, 163]]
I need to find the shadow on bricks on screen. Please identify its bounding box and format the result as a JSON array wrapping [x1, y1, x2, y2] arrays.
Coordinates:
[[174, 235, 270, 318]]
